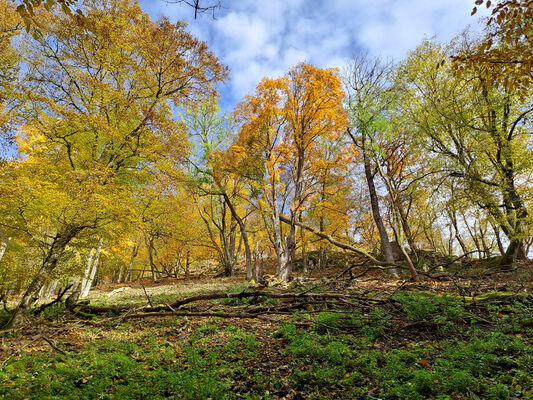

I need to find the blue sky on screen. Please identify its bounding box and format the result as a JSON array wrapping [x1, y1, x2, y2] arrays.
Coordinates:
[[138, 0, 489, 111]]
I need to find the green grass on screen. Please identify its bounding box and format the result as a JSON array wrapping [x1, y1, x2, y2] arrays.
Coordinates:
[[277, 324, 531, 399], [1, 290, 531, 399]]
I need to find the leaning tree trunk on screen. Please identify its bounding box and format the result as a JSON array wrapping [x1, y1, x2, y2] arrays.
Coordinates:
[[362, 136, 398, 277], [7, 225, 83, 327], [221, 191, 253, 280]]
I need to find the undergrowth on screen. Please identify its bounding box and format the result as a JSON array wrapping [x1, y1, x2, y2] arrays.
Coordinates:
[[0, 290, 531, 399]]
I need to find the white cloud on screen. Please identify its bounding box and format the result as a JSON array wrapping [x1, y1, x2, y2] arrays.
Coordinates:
[[138, 0, 491, 109]]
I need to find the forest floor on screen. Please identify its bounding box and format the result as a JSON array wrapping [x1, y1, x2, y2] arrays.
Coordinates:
[[0, 261, 532, 399]]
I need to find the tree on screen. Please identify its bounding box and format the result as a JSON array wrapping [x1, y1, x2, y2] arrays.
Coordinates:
[[2, 0, 226, 326], [233, 63, 346, 282], [344, 55, 400, 276], [183, 102, 254, 279], [0, 0, 22, 139], [398, 37, 532, 267], [461, 0, 533, 94], [13, 0, 223, 30], [11, 0, 79, 31], [164, 0, 221, 19]]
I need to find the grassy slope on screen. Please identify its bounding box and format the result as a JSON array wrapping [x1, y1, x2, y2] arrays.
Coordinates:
[[0, 278, 531, 400]]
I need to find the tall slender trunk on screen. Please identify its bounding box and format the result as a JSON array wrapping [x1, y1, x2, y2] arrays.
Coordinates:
[[80, 237, 103, 299], [464, 215, 482, 258], [478, 222, 491, 258], [221, 191, 253, 280], [80, 247, 95, 296], [0, 237, 10, 264], [449, 208, 468, 256], [146, 234, 158, 282], [491, 222, 505, 256], [117, 263, 124, 283], [7, 225, 83, 327], [253, 241, 264, 283], [185, 249, 190, 279], [376, 161, 418, 254], [126, 242, 139, 282], [270, 176, 290, 281], [283, 150, 305, 281], [362, 134, 398, 276], [524, 236, 532, 260], [318, 181, 327, 271], [301, 214, 308, 274]]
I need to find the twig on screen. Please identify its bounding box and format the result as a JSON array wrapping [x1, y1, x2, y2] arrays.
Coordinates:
[[40, 336, 66, 355], [140, 284, 153, 307], [35, 285, 73, 315]]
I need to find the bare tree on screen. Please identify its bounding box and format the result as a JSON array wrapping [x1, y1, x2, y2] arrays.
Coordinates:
[[344, 54, 399, 277], [164, 0, 222, 19]]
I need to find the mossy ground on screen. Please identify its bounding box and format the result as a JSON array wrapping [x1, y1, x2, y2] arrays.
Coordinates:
[[1, 273, 531, 399]]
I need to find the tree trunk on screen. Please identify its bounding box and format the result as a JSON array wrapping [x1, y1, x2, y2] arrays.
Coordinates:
[[146, 234, 158, 283], [7, 225, 83, 327], [45, 280, 58, 298], [185, 249, 190, 279], [80, 237, 103, 299], [283, 149, 305, 281], [500, 238, 524, 268], [301, 224, 308, 274], [0, 237, 10, 264], [221, 191, 253, 280], [252, 241, 264, 283], [491, 222, 505, 256], [270, 177, 290, 281], [524, 236, 532, 260], [117, 264, 124, 283], [126, 242, 139, 282], [376, 160, 418, 255], [449, 208, 468, 256], [80, 247, 95, 297], [362, 135, 398, 276]]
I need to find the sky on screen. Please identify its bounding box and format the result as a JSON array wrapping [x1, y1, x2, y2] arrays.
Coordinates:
[[138, 0, 489, 111]]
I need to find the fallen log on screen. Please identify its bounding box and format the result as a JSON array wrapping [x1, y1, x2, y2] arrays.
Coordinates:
[[75, 290, 389, 317], [279, 214, 396, 267], [141, 290, 384, 313]]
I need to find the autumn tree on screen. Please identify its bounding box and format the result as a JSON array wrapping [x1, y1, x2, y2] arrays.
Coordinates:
[[233, 63, 346, 282], [1, 0, 226, 326], [182, 102, 254, 279], [398, 37, 532, 267], [344, 55, 400, 276], [0, 0, 22, 139], [460, 0, 533, 94], [305, 137, 353, 271]]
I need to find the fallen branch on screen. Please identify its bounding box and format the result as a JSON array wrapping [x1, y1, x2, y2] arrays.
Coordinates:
[[74, 289, 388, 320], [142, 290, 381, 313], [279, 215, 397, 267], [35, 285, 73, 315], [141, 284, 153, 307], [41, 336, 66, 355]]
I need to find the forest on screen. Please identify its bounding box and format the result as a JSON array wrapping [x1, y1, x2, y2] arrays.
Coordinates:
[[0, 0, 531, 399]]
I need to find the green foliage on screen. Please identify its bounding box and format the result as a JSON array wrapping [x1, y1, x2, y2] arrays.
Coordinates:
[[0, 336, 229, 399], [1, 291, 531, 399], [281, 326, 531, 399], [395, 291, 465, 321]]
